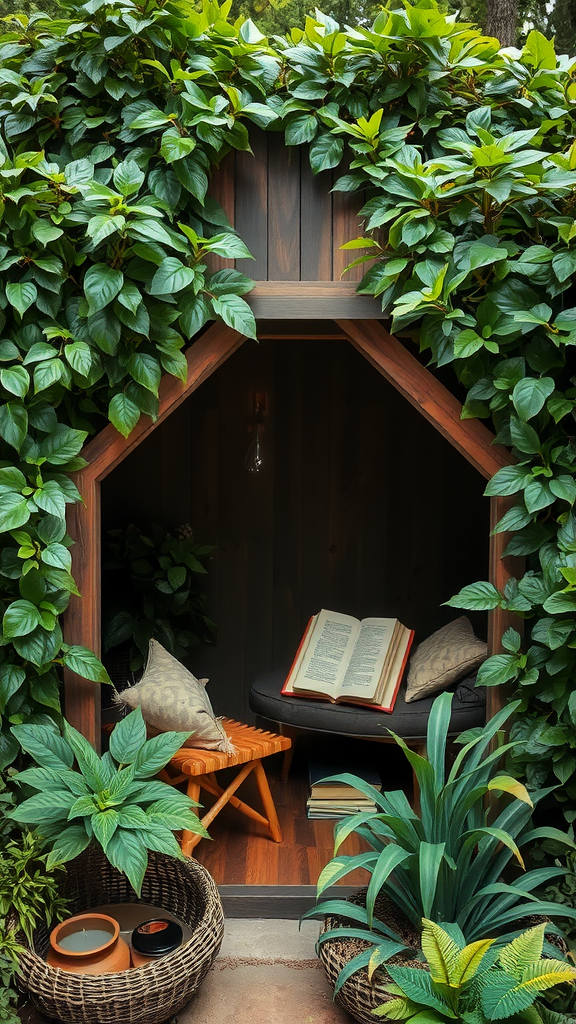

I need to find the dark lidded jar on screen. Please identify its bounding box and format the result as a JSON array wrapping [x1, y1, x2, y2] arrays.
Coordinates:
[[130, 918, 183, 968]]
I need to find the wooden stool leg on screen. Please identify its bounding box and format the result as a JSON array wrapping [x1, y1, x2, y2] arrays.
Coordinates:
[[253, 759, 282, 843], [180, 780, 202, 857]]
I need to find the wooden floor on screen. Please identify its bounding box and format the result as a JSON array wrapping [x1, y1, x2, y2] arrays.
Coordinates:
[[192, 734, 413, 886]]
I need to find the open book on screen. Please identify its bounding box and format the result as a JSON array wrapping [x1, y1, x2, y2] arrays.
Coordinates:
[[281, 609, 414, 713]]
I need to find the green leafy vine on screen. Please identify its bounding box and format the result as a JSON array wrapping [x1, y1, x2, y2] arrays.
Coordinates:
[[1, 0, 576, 820]]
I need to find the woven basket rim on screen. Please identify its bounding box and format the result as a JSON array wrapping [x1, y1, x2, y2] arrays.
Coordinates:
[[17, 848, 225, 1024], [20, 853, 220, 975]]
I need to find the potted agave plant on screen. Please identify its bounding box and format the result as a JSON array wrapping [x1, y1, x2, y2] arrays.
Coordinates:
[[304, 692, 576, 1023]]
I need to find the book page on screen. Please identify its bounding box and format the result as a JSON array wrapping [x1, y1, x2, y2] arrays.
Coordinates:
[[340, 618, 397, 697], [292, 609, 359, 696]]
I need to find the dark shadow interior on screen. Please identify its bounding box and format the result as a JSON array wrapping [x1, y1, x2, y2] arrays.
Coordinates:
[[101, 335, 490, 724]]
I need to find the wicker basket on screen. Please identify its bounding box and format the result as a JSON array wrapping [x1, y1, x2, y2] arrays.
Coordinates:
[[318, 890, 424, 1024], [18, 847, 224, 1024]]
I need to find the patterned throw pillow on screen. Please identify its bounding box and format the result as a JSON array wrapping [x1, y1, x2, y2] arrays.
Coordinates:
[[118, 639, 233, 753], [404, 616, 487, 703]]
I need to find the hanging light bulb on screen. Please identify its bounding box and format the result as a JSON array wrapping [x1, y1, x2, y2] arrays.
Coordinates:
[[245, 422, 264, 474], [245, 392, 267, 474]]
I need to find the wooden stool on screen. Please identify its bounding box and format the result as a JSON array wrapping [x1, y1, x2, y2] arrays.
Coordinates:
[[158, 719, 292, 856]]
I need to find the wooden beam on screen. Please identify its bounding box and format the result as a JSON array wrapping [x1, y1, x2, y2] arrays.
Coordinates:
[[247, 282, 382, 319], [81, 323, 246, 483], [64, 324, 246, 747], [337, 319, 514, 481]]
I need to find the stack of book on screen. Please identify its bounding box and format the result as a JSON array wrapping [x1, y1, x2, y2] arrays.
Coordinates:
[[306, 755, 382, 819]]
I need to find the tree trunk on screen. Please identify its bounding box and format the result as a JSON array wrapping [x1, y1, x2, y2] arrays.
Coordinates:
[[485, 0, 518, 46]]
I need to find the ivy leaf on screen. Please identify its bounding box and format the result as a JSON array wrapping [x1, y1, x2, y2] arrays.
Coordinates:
[[286, 113, 318, 145], [550, 476, 576, 504], [512, 377, 555, 421], [510, 419, 541, 455], [179, 294, 212, 337], [109, 393, 140, 437], [203, 233, 253, 260], [150, 258, 196, 295], [62, 646, 111, 683], [0, 664, 26, 714], [0, 492, 30, 533], [212, 294, 256, 339], [484, 466, 531, 497], [2, 599, 41, 638], [14, 624, 62, 666], [0, 401, 28, 450], [84, 263, 124, 315], [160, 127, 196, 163], [524, 480, 554, 514], [6, 281, 37, 317], [33, 358, 67, 393], [127, 353, 161, 396], [65, 341, 93, 377], [444, 581, 502, 610], [38, 425, 87, 465], [0, 365, 30, 398], [113, 159, 145, 197], [33, 480, 67, 518], [309, 133, 344, 173]]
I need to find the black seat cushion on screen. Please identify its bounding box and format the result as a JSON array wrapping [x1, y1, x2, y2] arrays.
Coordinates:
[[249, 670, 486, 739]]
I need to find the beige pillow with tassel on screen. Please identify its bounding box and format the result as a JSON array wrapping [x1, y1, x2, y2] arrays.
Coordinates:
[[118, 639, 233, 753]]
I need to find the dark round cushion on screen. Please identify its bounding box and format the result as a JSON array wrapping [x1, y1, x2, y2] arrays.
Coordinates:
[[249, 670, 486, 739]]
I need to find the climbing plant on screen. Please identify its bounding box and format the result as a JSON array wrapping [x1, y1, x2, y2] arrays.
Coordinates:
[[1, 0, 576, 819]]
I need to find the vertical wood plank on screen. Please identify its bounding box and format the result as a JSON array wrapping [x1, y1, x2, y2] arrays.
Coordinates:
[[267, 140, 300, 281], [298, 341, 332, 624], [327, 342, 357, 611], [243, 341, 275, 721], [207, 150, 236, 272], [234, 131, 268, 279], [271, 340, 304, 667], [487, 495, 525, 718], [300, 156, 333, 280], [187, 395, 220, 688], [332, 184, 365, 282], [64, 475, 101, 749], [212, 344, 251, 722]]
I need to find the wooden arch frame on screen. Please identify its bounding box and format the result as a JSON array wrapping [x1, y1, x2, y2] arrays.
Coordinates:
[[65, 318, 518, 748]]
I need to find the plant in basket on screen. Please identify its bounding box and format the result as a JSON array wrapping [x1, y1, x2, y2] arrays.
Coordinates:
[[8, 707, 208, 894], [304, 692, 576, 1002], [373, 918, 576, 1024]]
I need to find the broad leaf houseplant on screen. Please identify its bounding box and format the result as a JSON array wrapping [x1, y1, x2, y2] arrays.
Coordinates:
[[9, 707, 207, 894]]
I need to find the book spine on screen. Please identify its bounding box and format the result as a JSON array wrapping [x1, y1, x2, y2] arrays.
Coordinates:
[[281, 614, 315, 696]]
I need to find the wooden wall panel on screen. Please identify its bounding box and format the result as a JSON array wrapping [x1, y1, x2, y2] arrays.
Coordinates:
[[208, 132, 368, 286], [234, 133, 268, 278], [299, 158, 333, 280], [267, 144, 301, 280]]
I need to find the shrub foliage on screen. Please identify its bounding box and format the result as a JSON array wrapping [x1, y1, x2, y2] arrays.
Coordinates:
[[1, 0, 576, 816]]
